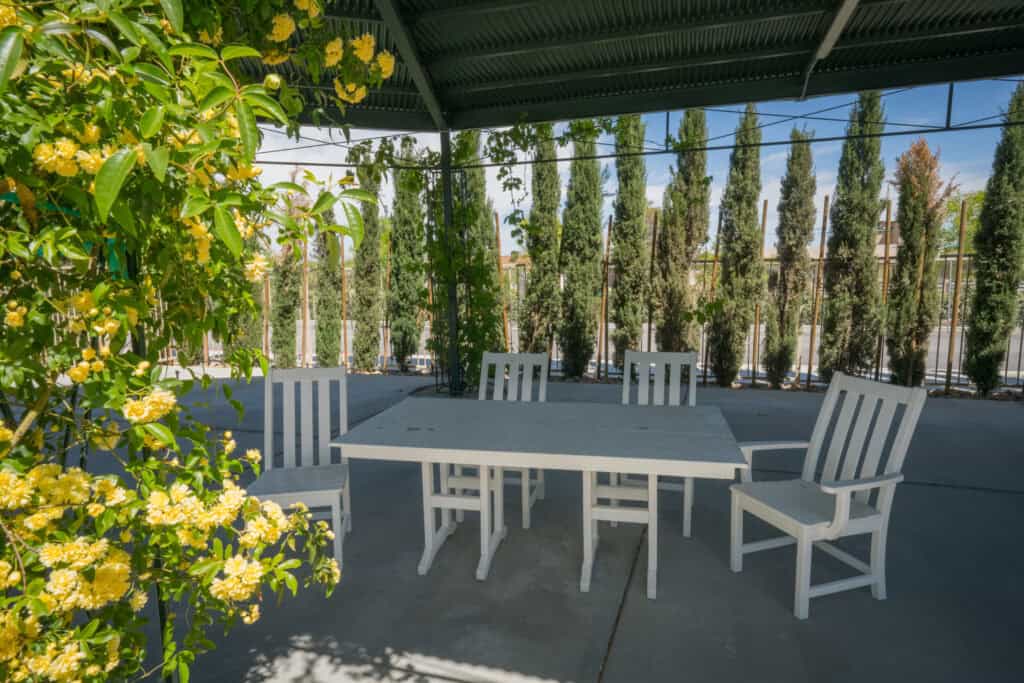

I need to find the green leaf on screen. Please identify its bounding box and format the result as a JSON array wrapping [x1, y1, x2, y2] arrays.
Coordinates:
[[199, 86, 234, 113], [133, 63, 170, 86], [311, 191, 338, 216], [341, 202, 365, 248], [94, 149, 137, 221], [221, 45, 262, 61], [181, 195, 211, 219], [84, 29, 119, 56], [107, 12, 141, 46], [160, 0, 184, 33], [283, 572, 298, 595], [178, 661, 190, 683], [213, 205, 242, 256], [169, 44, 219, 61], [110, 200, 136, 236], [140, 106, 165, 139], [234, 101, 258, 161], [141, 422, 175, 448], [144, 145, 169, 182], [340, 188, 376, 203], [242, 93, 288, 125], [0, 28, 24, 93], [268, 181, 307, 195]]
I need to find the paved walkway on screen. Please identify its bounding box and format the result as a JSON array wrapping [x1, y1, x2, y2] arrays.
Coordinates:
[[189, 380, 1023, 683]]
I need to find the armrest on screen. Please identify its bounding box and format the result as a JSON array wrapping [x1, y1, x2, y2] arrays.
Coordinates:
[[821, 473, 904, 538], [736, 441, 810, 483], [819, 473, 903, 494]]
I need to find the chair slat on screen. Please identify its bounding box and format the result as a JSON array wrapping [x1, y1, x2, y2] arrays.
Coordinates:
[[521, 359, 535, 402], [855, 399, 897, 502], [505, 359, 519, 401], [802, 377, 842, 480], [841, 395, 877, 481], [282, 379, 296, 469], [300, 378, 313, 467], [822, 390, 860, 482], [338, 370, 348, 438], [317, 378, 330, 466], [652, 362, 666, 406], [263, 371, 274, 470]]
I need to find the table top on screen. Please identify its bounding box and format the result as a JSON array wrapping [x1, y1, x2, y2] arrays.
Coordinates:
[[332, 398, 746, 479]]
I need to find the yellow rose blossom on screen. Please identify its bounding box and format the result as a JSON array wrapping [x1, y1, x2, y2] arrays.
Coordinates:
[[324, 37, 343, 67], [4, 309, 24, 327], [71, 291, 94, 312], [0, 423, 13, 442], [54, 158, 79, 177], [333, 79, 368, 104], [81, 347, 96, 361], [269, 14, 296, 43], [0, 471, 33, 509], [77, 123, 101, 144], [54, 137, 79, 160], [198, 27, 223, 46], [67, 361, 90, 383], [376, 50, 395, 79], [226, 163, 262, 182], [123, 387, 177, 424], [90, 359, 105, 373], [244, 253, 269, 283], [0, 5, 18, 29], [133, 360, 151, 377], [262, 50, 290, 66], [351, 33, 375, 63], [130, 590, 148, 611], [90, 421, 119, 450]]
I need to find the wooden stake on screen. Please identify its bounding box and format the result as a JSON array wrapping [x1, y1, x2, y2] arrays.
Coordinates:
[[340, 238, 349, 368], [646, 211, 659, 352], [751, 198, 768, 385], [301, 238, 309, 368], [601, 216, 613, 377], [875, 199, 893, 380], [382, 236, 391, 371], [806, 194, 829, 389], [702, 212, 722, 386], [495, 212, 511, 352], [945, 199, 968, 393], [262, 274, 270, 359]]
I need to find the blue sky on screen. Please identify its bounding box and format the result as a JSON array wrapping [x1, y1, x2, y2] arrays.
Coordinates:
[[255, 77, 1022, 255]]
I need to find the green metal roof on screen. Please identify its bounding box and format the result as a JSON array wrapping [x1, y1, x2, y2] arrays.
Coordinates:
[[251, 0, 1024, 131]]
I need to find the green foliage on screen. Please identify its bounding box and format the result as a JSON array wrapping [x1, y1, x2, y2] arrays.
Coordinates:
[[656, 109, 710, 352], [820, 92, 885, 379], [389, 138, 425, 372], [765, 129, 816, 387], [610, 115, 648, 368], [966, 83, 1024, 395], [224, 276, 265, 361], [272, 246, 301, 368], [886, 140, 950, 386], [942, 190, 984, 253], [709, 104, 763, 386], [559, 120, 604, 378], [314, 230, 343, 366], [350, 144, 383, 371], [519, 123, 561, 353]]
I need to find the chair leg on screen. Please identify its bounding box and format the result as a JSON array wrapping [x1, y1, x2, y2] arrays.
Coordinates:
[[682, 477, 694, 538], [646, 474, 658, 600], [870, 528, 888, 600], [580, 471, 595, 592], [537, 468, 545, 500], [610, 472, 619, 527], [342, 474, 353, 533], [730, 493, 743, 573], [454, 464, 465, 523], [331, 499, 344, 566], [794, 533, 812, 620], [520, 467, 531, 529]]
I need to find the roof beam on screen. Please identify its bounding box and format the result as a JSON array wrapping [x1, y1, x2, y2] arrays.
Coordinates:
[[800, 0, 860, 99], [426, 4, 831, 71], [373, 0, 446, 129], [411, 0, 543, 25]]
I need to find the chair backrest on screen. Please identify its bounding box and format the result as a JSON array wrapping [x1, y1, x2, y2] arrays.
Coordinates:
[[621, 351, 698, 407], [478, 352, 548, 402], [804, 372, 926, 503], [263, 367, 348, 470]]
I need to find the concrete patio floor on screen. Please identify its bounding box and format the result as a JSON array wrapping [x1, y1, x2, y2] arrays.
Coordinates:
[[181, 377, 1022, 683]]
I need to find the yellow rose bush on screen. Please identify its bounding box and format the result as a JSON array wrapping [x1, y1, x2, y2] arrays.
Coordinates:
[[0, 1, 382, 680]]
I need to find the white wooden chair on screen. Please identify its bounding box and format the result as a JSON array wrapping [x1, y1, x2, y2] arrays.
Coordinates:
[[249, 367, 350, 563], [448, 352, 548, 529], [604, 351, 699, 536], [730, 372, 926, 619]]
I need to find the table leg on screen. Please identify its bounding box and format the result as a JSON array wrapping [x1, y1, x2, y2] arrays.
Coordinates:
[[417, 462, 453, 576], [475, 463, 507, 580], [439, 462, 453, 528], [581, 470, 595, 592], [647, 474, 658, 599]]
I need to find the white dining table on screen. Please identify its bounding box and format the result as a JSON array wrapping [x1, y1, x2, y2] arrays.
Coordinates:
[[332, 397, 747, 597]]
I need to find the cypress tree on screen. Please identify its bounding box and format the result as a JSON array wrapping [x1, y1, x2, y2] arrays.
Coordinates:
[[886, 140, 949, 386], [965, 83, 1024, 395], [656, 109, 710, 352], [519, 123, 562, 353], [454, 129, 504, 384], [390, 137, 425, 372], [271, 245, 301, 368], [559, 120, 604, 378], [764, 129, 816, 387], [350, 144, 383, 371], [610, 114, 648, 368], [709, 104, 763, 386], [820, 92, 885, 379], [313, 228, 343, 366]]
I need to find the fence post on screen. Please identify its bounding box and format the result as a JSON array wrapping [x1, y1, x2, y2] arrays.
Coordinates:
[[494, 212, 511, 352], [875, 199, 893, 380], [382, 235, 391, 371], [751, 198, 768, 386], [647, 211, 659, 352], [602, 216, 613, 378], [702, 211, 723, 386], [262, 274, 270, 360], [945, 199, 968, 393], [301, 238, 309, 368], [806, 194, 829, 389], [340, 237, 348, 368]]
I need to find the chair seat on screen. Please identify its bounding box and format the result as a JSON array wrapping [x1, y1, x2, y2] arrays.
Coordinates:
[[248, 463, 348, 497], [731, 479, 880, 530]]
